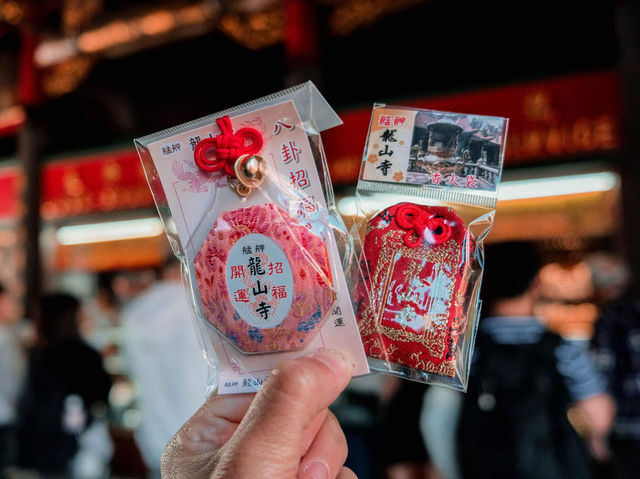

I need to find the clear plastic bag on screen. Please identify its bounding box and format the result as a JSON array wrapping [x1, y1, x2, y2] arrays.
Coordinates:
[[349, 104, 508, 391], [135, 83, 369, 394]]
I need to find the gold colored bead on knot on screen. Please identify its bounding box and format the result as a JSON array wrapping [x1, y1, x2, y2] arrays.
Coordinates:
[[235, 154, 265, 188]]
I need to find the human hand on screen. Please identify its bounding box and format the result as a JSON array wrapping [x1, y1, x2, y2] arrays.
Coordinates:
[[574, 392, 616, 461], [161, 349, 356, 478]]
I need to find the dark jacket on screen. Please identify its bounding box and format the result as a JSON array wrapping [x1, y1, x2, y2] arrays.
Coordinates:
[[16, 338, 111, 474]]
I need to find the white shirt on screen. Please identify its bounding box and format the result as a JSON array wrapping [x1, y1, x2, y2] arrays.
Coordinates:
[[121, 280, 210, 471], [0, 324, 25, 425]]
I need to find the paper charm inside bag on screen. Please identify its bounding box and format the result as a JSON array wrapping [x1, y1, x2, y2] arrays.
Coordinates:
[[135, 83, 368, 394], [351, 105, 508, 391]]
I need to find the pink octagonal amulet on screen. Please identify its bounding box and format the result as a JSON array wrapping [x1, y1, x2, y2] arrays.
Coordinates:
[[194, 204, 335, 353]]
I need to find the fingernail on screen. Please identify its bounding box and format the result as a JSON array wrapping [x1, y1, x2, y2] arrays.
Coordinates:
[[303, 461, 329, 479], [310, 349, 352, 379]]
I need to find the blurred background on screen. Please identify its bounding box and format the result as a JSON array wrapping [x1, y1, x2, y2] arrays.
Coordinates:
[[0, 0, 638, 478]]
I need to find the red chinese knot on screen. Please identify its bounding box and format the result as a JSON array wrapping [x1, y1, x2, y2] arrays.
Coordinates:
[[193, 116, 263, 176]]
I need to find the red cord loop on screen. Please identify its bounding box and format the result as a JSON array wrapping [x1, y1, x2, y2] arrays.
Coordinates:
[[193, 116, 263, 177], [396, 204, 451, 247]]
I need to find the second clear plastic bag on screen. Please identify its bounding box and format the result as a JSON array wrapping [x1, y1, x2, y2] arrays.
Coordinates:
[[349, 104, 508, 391]]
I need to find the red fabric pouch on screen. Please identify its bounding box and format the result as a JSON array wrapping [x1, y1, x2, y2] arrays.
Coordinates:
[[194, 204, 335, 353], [355, 202, 471, 378]]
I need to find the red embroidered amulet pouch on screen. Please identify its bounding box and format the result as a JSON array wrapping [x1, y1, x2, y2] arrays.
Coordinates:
[[194, 204, 335, 353], [355, 202, 469, 377]]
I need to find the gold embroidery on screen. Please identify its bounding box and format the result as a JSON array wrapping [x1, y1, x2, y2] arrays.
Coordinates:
[[360, 223, 463, 377]]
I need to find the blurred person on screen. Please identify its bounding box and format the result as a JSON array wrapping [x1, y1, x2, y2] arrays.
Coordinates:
[[120, 256, 208, 477], [82, 274, 121, 356], [16, 292, 112, 478], [161, 348, 356, 479], [420, 386, 463, 479], [330, 374, 384, 479], [586, 253, 631, 308], [378, 378, 436, 479], [458, 242, 614, 479], [0, 282, 25, 477], [589, 253, 640, 479]]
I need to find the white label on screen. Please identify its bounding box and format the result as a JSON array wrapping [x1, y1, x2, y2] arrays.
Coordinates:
[[225, 233, 294, 329]]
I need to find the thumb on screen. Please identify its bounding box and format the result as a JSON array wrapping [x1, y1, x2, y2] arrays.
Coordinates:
[[214, 349, 353, 477]]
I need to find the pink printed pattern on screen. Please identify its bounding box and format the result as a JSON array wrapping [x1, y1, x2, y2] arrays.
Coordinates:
[[172, 159, 210, 192], [194, 204, 335, 353]]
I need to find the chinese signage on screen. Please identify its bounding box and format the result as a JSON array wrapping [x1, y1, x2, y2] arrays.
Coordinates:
[[0, 149, 154, 222]]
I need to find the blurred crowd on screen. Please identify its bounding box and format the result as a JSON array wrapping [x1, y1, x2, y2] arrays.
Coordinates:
[[0, 242, 639, 479], [0, 257, 207, 479]]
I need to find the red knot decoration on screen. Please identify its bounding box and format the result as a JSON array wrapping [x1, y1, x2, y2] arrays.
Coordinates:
[[395, 203, 452, 247], [193, 116, 263, 177]]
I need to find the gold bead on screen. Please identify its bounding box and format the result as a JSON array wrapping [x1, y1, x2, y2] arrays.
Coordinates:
[[235, 154, 265, 188], [243, 156, 260, 177]]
